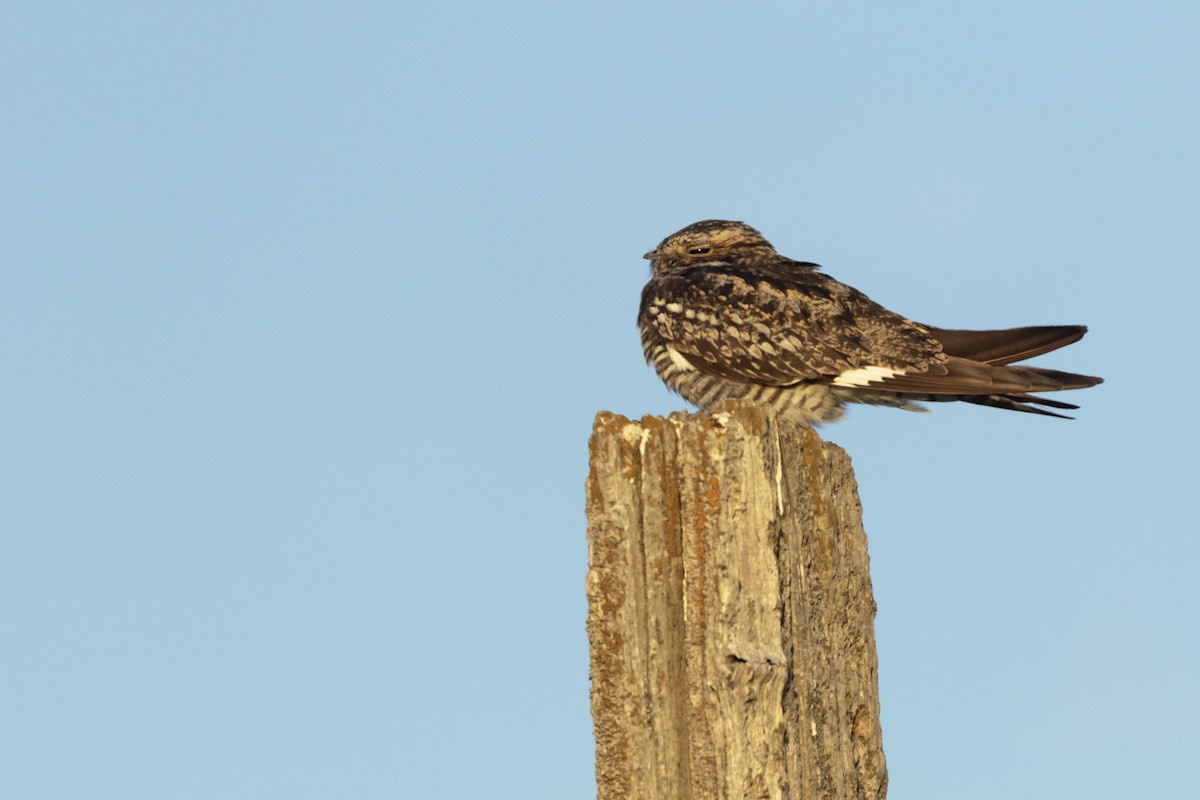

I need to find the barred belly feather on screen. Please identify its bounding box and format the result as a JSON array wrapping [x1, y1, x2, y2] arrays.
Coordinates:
[[642, 335, 851, 423]]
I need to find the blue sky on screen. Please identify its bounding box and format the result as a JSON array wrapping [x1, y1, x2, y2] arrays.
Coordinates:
[[3, 2, 1197, 798]]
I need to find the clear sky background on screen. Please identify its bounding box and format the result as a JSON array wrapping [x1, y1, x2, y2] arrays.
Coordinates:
[[3, 3, 1197, 798]]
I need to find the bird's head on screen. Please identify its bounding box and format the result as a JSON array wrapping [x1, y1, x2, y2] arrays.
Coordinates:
[[643, 220, 779, 273]]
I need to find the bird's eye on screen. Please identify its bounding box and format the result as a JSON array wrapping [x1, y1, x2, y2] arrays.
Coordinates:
[[687, 246, 712, 255]]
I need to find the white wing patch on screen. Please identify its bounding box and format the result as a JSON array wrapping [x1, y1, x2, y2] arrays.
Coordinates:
[[831, 365, 903, 387], [666, 345, 697, 372]]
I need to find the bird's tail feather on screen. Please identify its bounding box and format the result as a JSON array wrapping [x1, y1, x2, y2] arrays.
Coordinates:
[[958, 393, 1080, 419]]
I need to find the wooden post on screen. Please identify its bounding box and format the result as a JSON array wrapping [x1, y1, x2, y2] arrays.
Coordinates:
[[585, 407, 887, 800]]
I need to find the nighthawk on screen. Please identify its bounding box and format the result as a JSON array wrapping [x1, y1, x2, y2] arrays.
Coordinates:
[[639, 220, 1102, 424]]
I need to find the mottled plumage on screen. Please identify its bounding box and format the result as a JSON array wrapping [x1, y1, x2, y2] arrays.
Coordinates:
[[638, 220, 1102, 424]]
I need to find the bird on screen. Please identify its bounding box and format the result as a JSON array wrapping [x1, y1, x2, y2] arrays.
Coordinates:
[[638, 220, 1102, 424]]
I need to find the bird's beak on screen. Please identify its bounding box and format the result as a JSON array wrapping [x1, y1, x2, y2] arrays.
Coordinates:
[[642, 250, 657, 260]]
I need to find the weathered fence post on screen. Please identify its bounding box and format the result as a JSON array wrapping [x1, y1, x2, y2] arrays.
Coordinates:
[[585, 406, 887, 800]]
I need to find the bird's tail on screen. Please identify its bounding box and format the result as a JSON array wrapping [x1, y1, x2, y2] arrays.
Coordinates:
[[957, 392, 1083, 419], [868, 325, 1103, 418]]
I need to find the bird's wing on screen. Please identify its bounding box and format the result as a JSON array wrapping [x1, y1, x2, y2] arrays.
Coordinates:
[[929, 325, 1088, 365], [639, 264, 944, 386]]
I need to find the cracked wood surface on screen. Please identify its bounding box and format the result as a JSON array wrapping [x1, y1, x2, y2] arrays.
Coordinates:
[[586, 407, 886, 800]]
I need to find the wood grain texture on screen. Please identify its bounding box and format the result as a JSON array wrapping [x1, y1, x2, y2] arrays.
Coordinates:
[[586, 407, 886, 800]]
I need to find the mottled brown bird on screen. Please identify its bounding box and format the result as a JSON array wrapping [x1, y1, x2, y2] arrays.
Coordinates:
[[639, 220, 1102, 424]]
